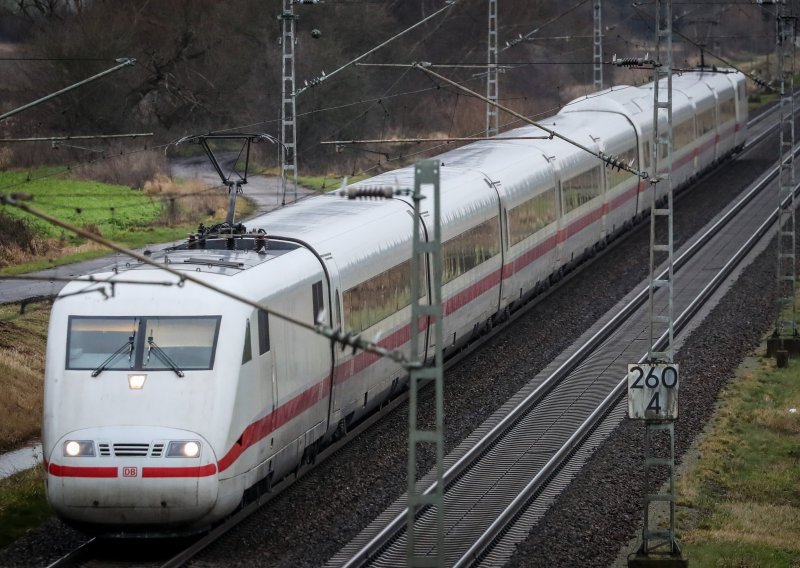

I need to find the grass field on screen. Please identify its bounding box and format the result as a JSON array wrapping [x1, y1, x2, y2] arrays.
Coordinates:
[[0, 301, 49, 453], [677, 352, 800, 566], [1, 169, 165, 240], [0, 169, 249, 274], [0, 466, 49, 549]]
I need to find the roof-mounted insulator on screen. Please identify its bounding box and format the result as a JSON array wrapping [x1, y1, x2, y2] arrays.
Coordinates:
[[612, 54, 657, 68], [338, 186, 411, 200]]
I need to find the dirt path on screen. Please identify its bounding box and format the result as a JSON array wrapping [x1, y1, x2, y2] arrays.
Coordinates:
[[169, 154, 314, 216]]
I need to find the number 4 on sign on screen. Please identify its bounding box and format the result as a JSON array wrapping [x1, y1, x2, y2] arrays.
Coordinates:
[[627, 363, 679, 420]]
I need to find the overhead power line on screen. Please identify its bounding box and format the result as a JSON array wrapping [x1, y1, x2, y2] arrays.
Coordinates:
[[0, 133, 153, 143], [407, 63, 646, 178], [0, 58, 136, 123], [295, 0, 460, 96], [504, 0, 592, 50]]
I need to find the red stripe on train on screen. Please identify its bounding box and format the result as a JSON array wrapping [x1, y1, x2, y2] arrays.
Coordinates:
[[48, 464, 118, 478], [142, 465, 217, 478]]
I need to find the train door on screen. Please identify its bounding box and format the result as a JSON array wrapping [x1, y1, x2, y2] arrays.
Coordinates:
[[595, 136, 609, 243], [552, 157, 567, 273], [322, 255, 348, 438], [255, 308, 277, 476], [480, 172, 506, 316], [256, 310, 276, 417]]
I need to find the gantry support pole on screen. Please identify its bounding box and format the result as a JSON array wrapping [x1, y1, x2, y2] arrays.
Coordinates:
[[486, 0, 499, 137], [629, 1, 685, 566], [279, 0, 300, 206], [407, 159, 444, 567], [774, 2, 798, 349], [593, 0, 603, 90]]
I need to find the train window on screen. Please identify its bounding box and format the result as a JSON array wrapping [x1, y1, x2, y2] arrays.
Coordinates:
[[312, 281, 324, 323], [258, 310, 270, 355], [442, 216, 501, 284], [343, 260, 417, 333], [674, 119, 694, 149], [606, 147, 637, 190], [66, 316, 221, 372], [66, 316, 139, 371], [719, 98, 736, 124], [697, 108, 716, 136], [508, 188, 557, 246], [562, 166, 602, 213], [642, 141, 651, 172], [143, 316, 221, 370], [242, 319, 252, 364], [334, 291, 342, 329]]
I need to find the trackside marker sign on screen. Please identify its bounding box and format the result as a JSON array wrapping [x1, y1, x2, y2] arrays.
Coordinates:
[[627, 363, 679, 420]]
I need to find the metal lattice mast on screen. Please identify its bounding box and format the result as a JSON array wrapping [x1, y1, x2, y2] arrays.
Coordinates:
[[648, 0, 674, 376], [775, 2, 797, 341], [486, 0, 499, 137], [279, 0, 299, 206], [407, 159, 444, 567], [641, 0, 679, 560], [593, 0, 603, 90]]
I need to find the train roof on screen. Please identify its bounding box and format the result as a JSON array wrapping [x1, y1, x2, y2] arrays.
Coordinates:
[[560, 85, 646, 116], [105, 237, 302, 278]]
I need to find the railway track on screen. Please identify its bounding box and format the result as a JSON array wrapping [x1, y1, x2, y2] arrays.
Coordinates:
[[39, 105, 784, 568], [325, 122, 794, 565]]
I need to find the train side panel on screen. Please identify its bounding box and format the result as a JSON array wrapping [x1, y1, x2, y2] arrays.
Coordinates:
[[216, 250, 332, 494], [493, 146, 560, 307]]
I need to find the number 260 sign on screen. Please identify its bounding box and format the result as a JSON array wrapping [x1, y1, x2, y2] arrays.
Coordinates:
[[627, 364, 679, 420]]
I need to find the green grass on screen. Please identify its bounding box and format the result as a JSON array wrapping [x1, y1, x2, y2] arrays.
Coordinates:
[[0, 167, 257, 275], [678, 353, 800, 566], [0, 301, 49, 452], [0, 466, 50, 548], [0, 169, 164, 242], [0, 222, 224, 276], [296, 174, 369, 192], [232, 161, 370, 192]]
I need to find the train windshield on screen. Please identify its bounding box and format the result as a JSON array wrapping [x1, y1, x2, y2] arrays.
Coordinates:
[[66, 316, 221, 372]]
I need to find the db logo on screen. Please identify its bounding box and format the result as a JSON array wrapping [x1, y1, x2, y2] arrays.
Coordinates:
[[123, 467, 138, 478]]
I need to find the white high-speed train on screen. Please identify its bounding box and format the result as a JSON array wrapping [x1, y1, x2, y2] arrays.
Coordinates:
[[42, 70, 747, 534]]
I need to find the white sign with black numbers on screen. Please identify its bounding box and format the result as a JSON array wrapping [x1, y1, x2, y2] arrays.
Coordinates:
[[627, 363, 679, 420]]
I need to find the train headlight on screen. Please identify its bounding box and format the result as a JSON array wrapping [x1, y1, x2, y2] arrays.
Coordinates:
[[128, 374, 147, 390], [167, 440, 201, 458], [63, 440, 95, 457]]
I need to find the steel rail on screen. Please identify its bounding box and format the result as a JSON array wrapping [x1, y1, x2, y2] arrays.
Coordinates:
[[44, 537, 97, 568], [340, 122, 794, 568]]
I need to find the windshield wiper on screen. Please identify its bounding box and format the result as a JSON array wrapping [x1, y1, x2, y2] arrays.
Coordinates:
[[91, 335, 135, 377], [146, 337, 185, 377]]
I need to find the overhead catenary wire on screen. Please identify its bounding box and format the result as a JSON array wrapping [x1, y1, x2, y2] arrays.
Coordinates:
[[630, 3, 775, 90], [0, 58, 136, 123], [295, 0, 460, 96], [503, 0, 592, 50], [351, 85, 643, 173], [0, 133, 153, 143], [410, 63, 646, 178], [0, 274, 176, 286]]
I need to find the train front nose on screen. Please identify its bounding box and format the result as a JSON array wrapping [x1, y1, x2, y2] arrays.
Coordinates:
[[46, 426, 219, 531]]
